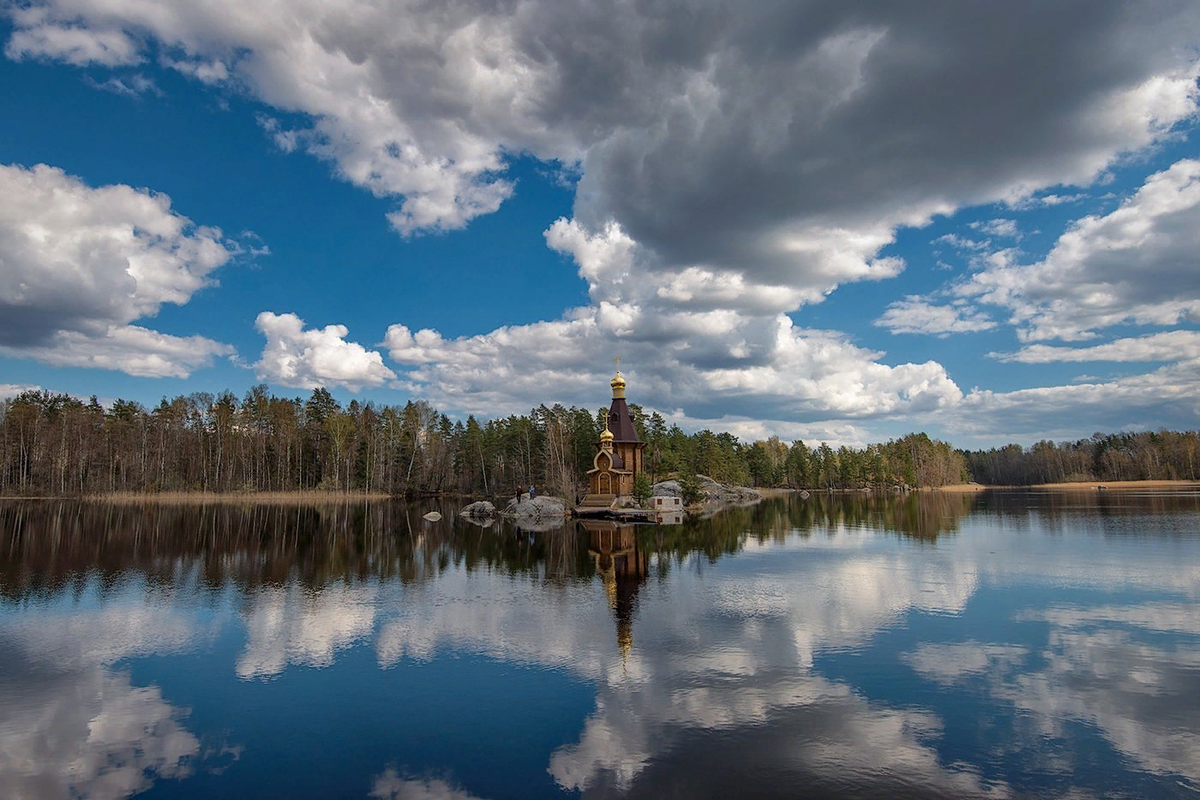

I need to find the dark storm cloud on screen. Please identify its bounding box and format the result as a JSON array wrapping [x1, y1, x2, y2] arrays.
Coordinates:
[[11, 0, 1195, 277], [573, 0, 1200, 277]]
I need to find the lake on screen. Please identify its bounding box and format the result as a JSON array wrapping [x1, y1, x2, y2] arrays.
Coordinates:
[[1, 490, 1198, 799]]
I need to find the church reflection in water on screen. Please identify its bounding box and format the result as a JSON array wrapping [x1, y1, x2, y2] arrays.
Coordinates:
[[581, 520, 648, 660]]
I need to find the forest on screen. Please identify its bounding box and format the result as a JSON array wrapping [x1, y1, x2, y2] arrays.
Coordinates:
[[0, 387, 1196, 498]]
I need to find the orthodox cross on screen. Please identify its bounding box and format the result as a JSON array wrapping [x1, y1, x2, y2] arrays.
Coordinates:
[[614, 355, 621, 371]]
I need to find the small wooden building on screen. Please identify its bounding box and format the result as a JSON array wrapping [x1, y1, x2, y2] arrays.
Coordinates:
[[586, 371, 647, 498]]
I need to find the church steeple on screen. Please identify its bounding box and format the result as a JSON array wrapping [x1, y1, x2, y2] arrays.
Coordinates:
[[585, 364, 647, 500], [606, 368, 639, 444], [610, 370, 626, 399]]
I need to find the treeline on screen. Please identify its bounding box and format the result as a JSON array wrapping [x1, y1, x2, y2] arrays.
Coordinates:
[[963, 431, 1200, 485], [0, 387, 967, 497], [1, 386, 1195, 497]]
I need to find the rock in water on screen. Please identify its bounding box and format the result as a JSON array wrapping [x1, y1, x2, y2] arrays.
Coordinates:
[[459, 501, 496, 518], [422, 511, 442, 521], [503, 496, 567, 520]]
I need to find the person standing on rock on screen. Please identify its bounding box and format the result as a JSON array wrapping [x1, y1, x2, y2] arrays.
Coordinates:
[[529, 485, 536, 500], [514, 483, 522, 504]]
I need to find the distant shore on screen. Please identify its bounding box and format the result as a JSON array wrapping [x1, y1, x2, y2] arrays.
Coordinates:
[[934, 480, 1200, 492]]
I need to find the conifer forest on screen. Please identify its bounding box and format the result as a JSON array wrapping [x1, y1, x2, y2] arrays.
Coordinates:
[[1, 387, 1197, 497]]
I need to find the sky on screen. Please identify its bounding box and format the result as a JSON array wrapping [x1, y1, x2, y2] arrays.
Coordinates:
[[1, 0, 1199, 449]]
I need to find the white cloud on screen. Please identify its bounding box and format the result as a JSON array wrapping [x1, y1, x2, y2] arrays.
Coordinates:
[[992, 330, 1200, 364], [5, 1, 1197, 265], [949, 360, 1200, 442], [660, 415, 875, 450], [0, 162, 235, 377], [84, 73, 162, 96], [253, 311, 396, 392], [1, 326, 234, 379], [969, 218, 1020, 239], [6, 1, 1200, 435], [963, 159, 1200, 342], [0, 384, 41, 400], [875, 296, 997, 337], [4, 10, 140, 67], [934, 233, 990, 251], [384, 311, 961, 421], [1007, 192, 1088, 210]]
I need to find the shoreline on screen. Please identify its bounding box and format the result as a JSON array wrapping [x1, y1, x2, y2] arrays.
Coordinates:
[[0, 490, 398, 505], [3, 479, 1198, 504], [934, 480, 1200, 492]]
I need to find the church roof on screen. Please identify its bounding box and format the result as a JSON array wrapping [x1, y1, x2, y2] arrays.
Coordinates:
[[607, 396, 641, 443]]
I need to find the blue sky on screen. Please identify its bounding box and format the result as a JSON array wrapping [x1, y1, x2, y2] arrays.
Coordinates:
[[1, 2, 1199, 448]]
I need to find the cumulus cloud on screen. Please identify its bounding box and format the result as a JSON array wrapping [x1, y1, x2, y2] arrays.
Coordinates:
[[661, 415, 875, 450], [876, 296, 998, 337], [992, 330, 1200, 364], [7, 1, 1200, 434], [5, 0, 1198, 262], [2, 326, 234, 379], [934, 233, 990, 252], [1007, 192, 1089, 210], [253, 312, 396, 392], [379, 211, 958, 424], [84, 72, 162, 96], [949, 361, 1200, 442], [962, 159, 1200, 342], [384, 311, 961, 422], [969, 218, 1020, 239], [0, 162, 235, 377], [0, 383, 41, 399]]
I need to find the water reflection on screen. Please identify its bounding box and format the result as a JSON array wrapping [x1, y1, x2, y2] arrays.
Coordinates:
[[0, 664, 199, 800], [583, 521, 649, 663], [369, 769, 483, 800], [0, 492, 986, 601], [0, 490, 1197, 799], [0, 589, 209, 799]]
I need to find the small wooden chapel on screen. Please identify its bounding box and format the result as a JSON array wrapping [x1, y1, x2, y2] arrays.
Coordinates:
[[584, 367, 647, 500]]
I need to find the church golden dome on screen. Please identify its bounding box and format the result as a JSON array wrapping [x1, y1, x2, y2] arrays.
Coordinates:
[[600, 425, 614, 442], [610, 370, 626, 399]]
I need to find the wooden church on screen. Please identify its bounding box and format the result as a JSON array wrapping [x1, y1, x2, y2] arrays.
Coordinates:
[[583, 369, 646, 502]]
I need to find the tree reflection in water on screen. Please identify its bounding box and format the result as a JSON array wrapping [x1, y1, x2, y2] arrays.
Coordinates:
[[0, 493, 979, 602]]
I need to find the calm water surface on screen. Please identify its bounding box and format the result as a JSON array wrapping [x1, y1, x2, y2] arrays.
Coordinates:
[[1, 491, 1198, 799]]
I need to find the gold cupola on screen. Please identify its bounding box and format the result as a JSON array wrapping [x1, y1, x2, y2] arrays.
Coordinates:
[[600, 422, 614, 449], [610, 370, 626, 399]]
